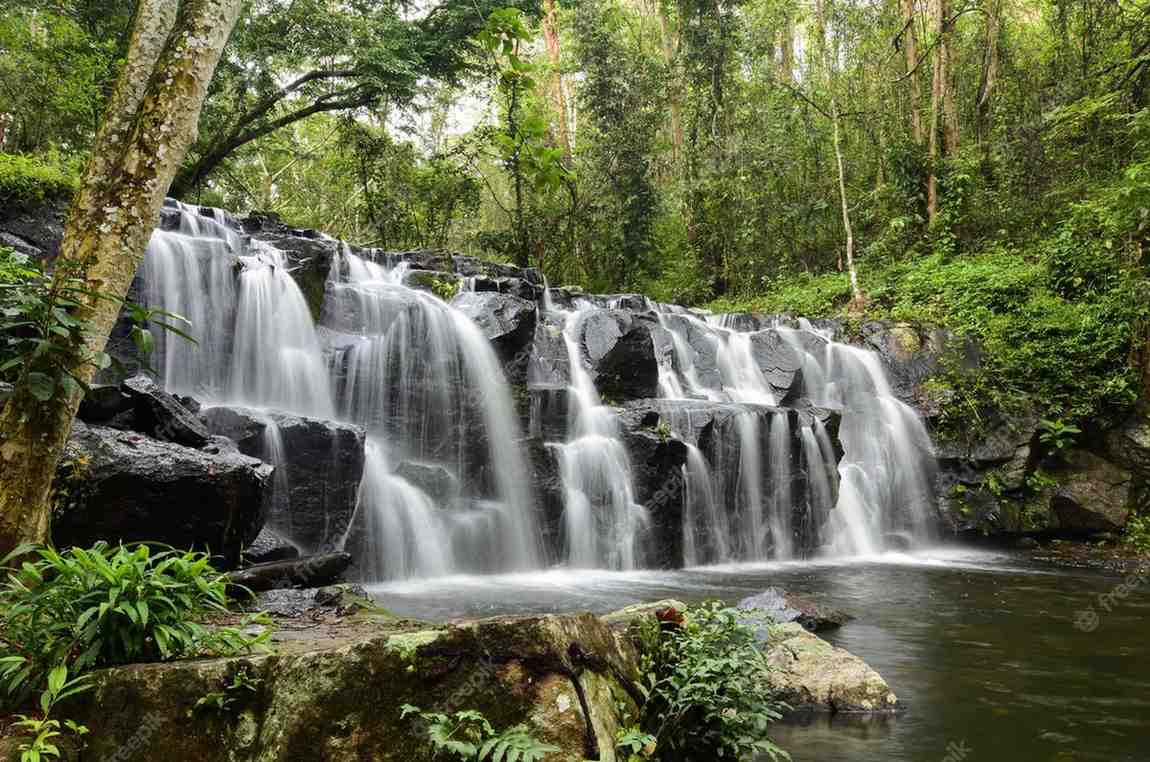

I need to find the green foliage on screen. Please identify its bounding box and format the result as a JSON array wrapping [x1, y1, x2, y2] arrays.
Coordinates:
[[0, 246, 195, 396], [399, 705, 560, 761], [7, 665, 90, 762], [0, 153, 79, 206], [630, 602, 789, 761], [0, 543, 272, 712], [1123, 514, 1150, 555], [1038, 418, 1082, 455], [188, 665, 262, 718], [0, 7, 118, 155]]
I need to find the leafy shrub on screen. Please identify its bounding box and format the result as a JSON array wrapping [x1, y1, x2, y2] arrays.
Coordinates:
[[400, 705, 559, 761], [628, 602, 789, 761], [0, 153, 79, 206], [1124, 514, 1150, 555], [0, 543, 272, 712], [0, 251, 192, 395]]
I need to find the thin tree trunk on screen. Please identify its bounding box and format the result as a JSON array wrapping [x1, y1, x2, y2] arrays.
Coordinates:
[[926, 0, 943, 223], [0, 0, 244, 558], [657, 7, 684, 168], [941, 0, 959, 156], [542, 0, 573, 166], [780, 12, 796, 85], [976, 0, 1000, 161], [902, 0, 924, 144], [814, 0, 863, 306]]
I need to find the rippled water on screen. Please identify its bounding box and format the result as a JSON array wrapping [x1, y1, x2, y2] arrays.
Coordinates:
[[369, 547, 1150, 762]]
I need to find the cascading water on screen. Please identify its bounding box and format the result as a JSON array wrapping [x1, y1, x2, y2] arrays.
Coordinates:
[[653, 308, 935, 558], [328, 247, 543, 576], [144, 202, 332, 415], [139, 202, 935, 587], [140, 204, 544, 580], [552, 308, 649, 569]]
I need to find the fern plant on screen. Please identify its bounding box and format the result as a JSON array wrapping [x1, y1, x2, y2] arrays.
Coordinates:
[[400, 705, 559, 761]]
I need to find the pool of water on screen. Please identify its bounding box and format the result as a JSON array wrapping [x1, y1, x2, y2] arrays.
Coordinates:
[[368, 547, 1150, 762]]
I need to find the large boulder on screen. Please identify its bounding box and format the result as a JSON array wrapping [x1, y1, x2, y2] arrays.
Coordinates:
[[762, 623, 898, 712], [121, 374, 211, 447], [1105, 408, 1150, 477], [202, 406, 367, 552], [1049, 450, 1140, 532], [620, 426, 689, 568], [69, 612, 638, 762], [0, 195, 67, 261], [452, 292, 538, 383], [575, 310, 659, 400], [53, 423, 272, 566], [858, 321, 974, 412], [748, 329, 805, 401]]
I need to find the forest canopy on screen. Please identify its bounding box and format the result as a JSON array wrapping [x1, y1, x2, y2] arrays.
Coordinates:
[[1, 0, 1149, 428]]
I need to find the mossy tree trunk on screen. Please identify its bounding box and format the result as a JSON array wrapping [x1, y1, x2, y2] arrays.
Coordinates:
[[0, 0, 244, 559]]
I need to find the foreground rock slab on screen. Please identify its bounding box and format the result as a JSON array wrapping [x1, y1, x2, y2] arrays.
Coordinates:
[[764, 623, 898, 712], [68, 613, 639, 762]]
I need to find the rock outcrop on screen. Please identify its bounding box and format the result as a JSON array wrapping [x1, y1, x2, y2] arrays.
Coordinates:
[[53, 422, 272, 567], [738, 588, 854, 632], [763, 623, 898, 712]]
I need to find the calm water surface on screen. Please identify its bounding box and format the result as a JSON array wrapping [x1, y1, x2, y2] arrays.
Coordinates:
[[368, 548, 1150, 762]]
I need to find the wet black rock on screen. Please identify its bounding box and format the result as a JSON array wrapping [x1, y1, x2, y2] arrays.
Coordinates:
[[621, 428, 689, 568], [575, 310, 659, 400], [202, 405, 367, 553], [54, 422, 272, 567], [395, 461, 460, 506], [77, 384, 132, 423], [244, 527, 301, 566], [452, 292, 538, 382], [253, 583, 372, 618], [121, 375, 211, 448], [738, 587, 854, 632]]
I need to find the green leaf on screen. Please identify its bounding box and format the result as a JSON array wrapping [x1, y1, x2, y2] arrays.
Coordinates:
[[26, 372, 56, 401]]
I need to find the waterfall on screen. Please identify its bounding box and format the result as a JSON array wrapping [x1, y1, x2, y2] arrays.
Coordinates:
[[144, 202, 332, 413], [139, 202, 936, 582], [140, 205, 545, 582], [551, 308, 649, 569], [328, 248, 543, 577], [653, 308, 936, 557]]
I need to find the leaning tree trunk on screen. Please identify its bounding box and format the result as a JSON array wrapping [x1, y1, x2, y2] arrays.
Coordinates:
[[0, 0, 244, 558]]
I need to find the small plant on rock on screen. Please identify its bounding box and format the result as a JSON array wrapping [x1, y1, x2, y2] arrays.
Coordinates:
[[629, 601, 789, 761], [400, 705, 559, 761], [1038, 417, 1081, 458]]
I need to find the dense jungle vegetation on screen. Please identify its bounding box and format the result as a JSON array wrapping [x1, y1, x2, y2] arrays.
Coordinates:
[[2, 0, 1149, 429]]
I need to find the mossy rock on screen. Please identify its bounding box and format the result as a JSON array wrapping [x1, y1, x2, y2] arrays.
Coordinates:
[[65, 613, 638, 762]]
